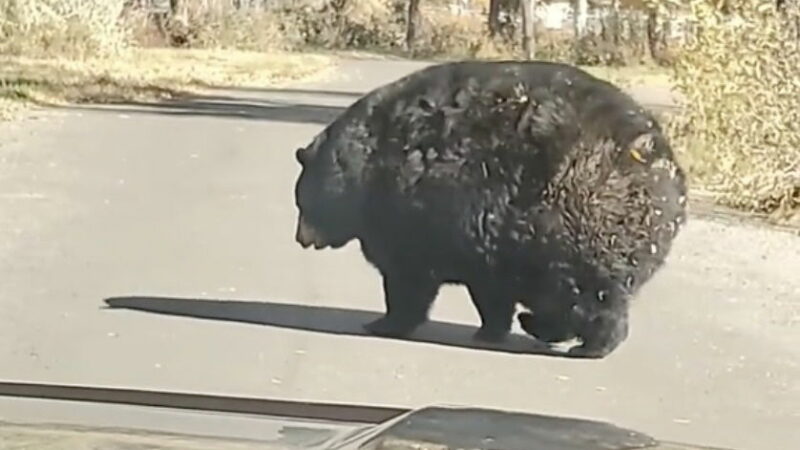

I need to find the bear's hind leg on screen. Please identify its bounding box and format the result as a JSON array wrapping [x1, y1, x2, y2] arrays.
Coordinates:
[[466, 278, 516, 343], [363, 268, 440, 339]]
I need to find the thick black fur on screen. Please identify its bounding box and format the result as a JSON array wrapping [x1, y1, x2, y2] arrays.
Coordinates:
[[293, 61, 687, 358]]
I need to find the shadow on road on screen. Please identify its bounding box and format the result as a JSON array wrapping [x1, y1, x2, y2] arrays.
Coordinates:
[[73, 95, 347, 124], [103, 296, 575, 358], [230, 86, 367, 98]]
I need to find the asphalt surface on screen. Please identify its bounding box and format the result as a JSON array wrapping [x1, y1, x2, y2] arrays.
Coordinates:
[[0, 58, 798, 450]]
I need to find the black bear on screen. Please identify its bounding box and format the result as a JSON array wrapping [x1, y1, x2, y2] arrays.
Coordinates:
[[293, 61, 687, 358]]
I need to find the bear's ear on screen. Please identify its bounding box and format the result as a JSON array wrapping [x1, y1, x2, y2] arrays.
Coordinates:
[[296, 143, 321, 166], [295, 147, 311, 165]]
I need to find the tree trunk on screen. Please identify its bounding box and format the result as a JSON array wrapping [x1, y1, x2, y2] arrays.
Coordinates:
[[611, 0, 620, 45], [488, 0, 501, 37], [406, 0, 422, 51], [646, 8, 658, 61], [573, 0, 588, 39], [520, 0, 536, 59]]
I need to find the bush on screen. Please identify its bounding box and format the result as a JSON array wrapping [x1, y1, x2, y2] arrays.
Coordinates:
[[288, 0, 405, 51], [669, 0, 800, 215], [573, 34, 636, 66], [181, 7, 300, 51], [573, 10, 652, 66], [0, 0, 130, 58], [122, 0, 308, 51], [412, 5, 515, 59]]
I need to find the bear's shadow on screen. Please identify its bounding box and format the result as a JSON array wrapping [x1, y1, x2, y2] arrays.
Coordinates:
[[103, 296, 578, 357]]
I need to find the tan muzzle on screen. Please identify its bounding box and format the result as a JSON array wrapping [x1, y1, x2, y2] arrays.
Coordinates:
[[295, 215, 326, 249]]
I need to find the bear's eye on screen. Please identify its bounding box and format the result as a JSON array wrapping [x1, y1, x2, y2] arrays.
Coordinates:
[[418, 97, 436, 113]]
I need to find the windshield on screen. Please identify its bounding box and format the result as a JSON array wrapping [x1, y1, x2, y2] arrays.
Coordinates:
[[1, 1, 798, 450]]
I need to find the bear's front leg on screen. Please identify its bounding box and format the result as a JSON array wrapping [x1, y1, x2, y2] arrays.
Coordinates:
[[516, 284, 582, 344], [363, 268, 440, 339], [517, 308, 579, 344], [466, 278, 516, 343]]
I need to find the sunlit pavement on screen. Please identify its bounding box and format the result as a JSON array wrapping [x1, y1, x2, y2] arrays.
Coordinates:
[[0, 58, 798, 450]]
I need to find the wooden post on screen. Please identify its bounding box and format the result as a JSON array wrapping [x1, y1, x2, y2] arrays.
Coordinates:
[[611, 0, 620, 45], [573, 0, 588, 39], [406, 0, 422, 52], [488, 0, 501, 37], [646, 6, 659, 61], [520, 0, 537, 60]]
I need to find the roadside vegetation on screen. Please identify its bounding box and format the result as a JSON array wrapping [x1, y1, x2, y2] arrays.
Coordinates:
[[1, 0, 797, 219], [667, 0, 799, 218], [0, 0, 333, 120], [0, 0, 671, 122]]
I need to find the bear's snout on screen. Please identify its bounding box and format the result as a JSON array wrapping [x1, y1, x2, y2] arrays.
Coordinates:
[[295, 214, 327, 249]]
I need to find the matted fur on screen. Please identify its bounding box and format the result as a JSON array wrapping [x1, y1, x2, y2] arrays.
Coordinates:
[[293, 61, 687, 358]]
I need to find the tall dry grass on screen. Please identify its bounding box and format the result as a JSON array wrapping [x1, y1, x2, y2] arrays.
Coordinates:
[[0, 0, 331, 119], [0, 0, 130, 58], [668, 0, 800, 217], [124, 0, 307, 51]]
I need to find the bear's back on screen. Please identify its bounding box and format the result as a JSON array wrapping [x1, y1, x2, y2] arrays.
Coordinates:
[[348, 61, 684, 283], [348, 61, 656, 200]]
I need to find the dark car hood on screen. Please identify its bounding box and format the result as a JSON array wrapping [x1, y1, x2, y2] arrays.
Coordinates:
[[0, 382, 733, 450]]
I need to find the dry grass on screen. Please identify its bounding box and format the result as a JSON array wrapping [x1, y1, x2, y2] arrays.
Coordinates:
[[0, 0, 130, 58], [0, 0, 332, 120], [0, 48, 333, 120], [668, 0, 800, 219], [583, 65, 670, 87], [409, 6, 515, 59]]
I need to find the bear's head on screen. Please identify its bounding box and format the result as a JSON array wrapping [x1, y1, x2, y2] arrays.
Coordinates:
[[293, 133, 362, 250]]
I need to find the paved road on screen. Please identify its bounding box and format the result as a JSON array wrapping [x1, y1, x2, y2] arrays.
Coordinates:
[[1, 59, 798, 450]]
